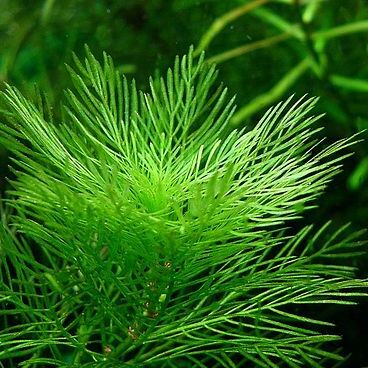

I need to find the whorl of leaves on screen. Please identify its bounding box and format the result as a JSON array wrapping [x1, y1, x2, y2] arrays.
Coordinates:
[[0, 47, 366, 367]]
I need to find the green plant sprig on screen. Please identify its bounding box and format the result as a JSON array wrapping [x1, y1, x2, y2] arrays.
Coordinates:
[[0, 47, 367, 367]]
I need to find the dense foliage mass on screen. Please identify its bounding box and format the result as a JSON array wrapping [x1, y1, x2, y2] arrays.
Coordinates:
[[1, 0, 367, 225], [0, 47, 367, 367], [0, 0, 367, 366]]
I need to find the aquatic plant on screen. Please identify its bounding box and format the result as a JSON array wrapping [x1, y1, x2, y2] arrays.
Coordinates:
[[0, 47, 366, 367]]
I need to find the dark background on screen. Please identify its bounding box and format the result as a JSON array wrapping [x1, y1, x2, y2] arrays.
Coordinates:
[[0, 0, 367, 366]]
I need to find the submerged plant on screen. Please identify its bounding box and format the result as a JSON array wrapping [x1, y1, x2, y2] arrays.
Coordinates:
[[0, 47, 366, 367]]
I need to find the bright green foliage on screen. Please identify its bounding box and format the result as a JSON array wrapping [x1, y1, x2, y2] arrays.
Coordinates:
[[0, 48, 367, 367]]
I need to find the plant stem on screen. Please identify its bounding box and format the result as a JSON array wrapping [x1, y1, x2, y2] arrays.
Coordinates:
[[313, 20, 368, 41], [330, 75, 368, 93], [41, 0, 56, 25], [206, 32, 292, 64], [230, 58, 310, 126], [253, 9, 368, 43], [194, 0, 271, 56], [293, 0, 321, 70], [252, 7, 303, 38]]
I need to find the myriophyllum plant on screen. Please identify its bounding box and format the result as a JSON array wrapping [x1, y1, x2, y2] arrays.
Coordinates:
[[0, 47, 366, 367]]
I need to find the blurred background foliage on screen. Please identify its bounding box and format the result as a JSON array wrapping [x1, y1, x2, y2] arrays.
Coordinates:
[[0, 0, 367, 366]]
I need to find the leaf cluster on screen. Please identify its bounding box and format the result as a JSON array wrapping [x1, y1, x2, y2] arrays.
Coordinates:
[[0, 47, 367, 367]]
